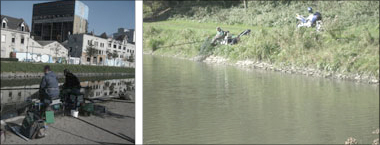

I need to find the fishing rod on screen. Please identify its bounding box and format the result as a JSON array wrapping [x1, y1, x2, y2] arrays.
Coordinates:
[[0, 86, 91, 91], [156, 40, 204, 49], [75, 117, 135, 143]]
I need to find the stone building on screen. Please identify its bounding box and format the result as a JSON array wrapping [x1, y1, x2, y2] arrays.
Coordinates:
[[14, 41, 68, 63], [65, 33, 135, 67], [1, 15, 68, 63], [113, 28, 135, 43], [1, 15, 31, 58]]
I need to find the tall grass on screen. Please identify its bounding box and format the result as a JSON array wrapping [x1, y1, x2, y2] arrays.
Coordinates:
[[144, 1, 379, 78]]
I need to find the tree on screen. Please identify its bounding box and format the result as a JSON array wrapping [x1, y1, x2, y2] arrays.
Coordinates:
[[85, 41, 98, 65], [127, 54, 135, 63], [112, 52, 119, 66]]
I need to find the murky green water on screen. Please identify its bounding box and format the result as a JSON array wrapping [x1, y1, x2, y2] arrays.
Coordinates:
[[143, 55, 379, 144]]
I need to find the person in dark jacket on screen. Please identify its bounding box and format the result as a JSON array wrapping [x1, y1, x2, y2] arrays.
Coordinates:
[[61, 69, 81, 110], [63, 69, 81, 90], [39, 65, 60, 113]]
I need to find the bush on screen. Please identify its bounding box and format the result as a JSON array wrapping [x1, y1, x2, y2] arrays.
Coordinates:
[[143, 1, 379, 78], [1, 58, 19, 61]]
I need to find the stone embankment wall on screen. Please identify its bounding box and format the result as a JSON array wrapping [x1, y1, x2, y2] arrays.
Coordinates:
[[1, 72, 134, 80], [202, 55, 379, 84]]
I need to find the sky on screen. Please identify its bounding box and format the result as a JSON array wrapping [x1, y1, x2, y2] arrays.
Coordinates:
[[1, 0, 135, 36]]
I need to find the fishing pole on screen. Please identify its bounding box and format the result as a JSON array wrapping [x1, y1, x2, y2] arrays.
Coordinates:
[[156, 40, 204, 49]]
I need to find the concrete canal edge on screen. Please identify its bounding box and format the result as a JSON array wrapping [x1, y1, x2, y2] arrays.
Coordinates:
[[0, 72, 135, 80]]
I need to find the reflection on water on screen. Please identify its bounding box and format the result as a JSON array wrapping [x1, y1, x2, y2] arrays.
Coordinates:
[[143, 55, 379, 144], [0, 77, 134, 120]]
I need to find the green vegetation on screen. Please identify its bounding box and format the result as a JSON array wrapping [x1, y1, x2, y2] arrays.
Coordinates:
[[144, 1, 379, 78], [1, 61, 134, 73], [1, 75, 134, 87], [85, 42, 98, 65]]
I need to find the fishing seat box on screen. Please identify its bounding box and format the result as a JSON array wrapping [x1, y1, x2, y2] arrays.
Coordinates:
[[80, 103, 94, 116]]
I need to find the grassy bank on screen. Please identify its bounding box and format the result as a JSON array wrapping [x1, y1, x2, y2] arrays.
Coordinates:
[[143, 1, 379, 79], [0, 61, 134, 74], [1, 75, 134, 87]]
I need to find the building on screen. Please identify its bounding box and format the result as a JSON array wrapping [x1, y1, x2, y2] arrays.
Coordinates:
[[113, 28, 135, 43], [65, 33, 135, 67], [1, 15, 68, 63], [14, 40, 68, 63], [31, 0, 89, 42], [1, 15, 32, 58]]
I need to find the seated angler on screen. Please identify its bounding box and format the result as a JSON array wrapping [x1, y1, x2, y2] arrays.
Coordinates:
[[39, 65, 60, 114]]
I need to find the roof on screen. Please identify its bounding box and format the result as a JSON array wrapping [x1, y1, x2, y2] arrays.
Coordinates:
[[115, 34, 128, 41], [100, 32, 108, 39], [1, 15, 30, 32], [36, 41, 56, 46]]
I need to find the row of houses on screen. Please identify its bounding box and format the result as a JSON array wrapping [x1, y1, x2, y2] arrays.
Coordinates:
[[1, 14, 135, 67]]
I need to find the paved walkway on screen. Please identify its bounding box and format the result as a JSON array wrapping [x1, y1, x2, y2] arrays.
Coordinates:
[[1, 94, 135, 144]]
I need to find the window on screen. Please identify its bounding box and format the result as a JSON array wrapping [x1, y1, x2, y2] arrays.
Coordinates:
[[87, 57, 90, 62], [123, 47, 126, 50], [1, 35, 5, 42], [127, 49, 129, 53], [2, 21, 6, 28], [11, 37, 15, 43], [88, 40, 91, 45], [118, 46, 121, 49], [108, 43, 111, 47], [21, 38, 24, 44], [113, 44, 116, 48]]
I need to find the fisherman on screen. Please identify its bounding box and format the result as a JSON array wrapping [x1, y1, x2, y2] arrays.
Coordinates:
[[230, 35, 240, 45], [61, 69, 81, 109], [62, 69, 81, 90], [223, 31, 233, 44], [307, 7, 322, 26], [39, 65, 60, 113], [296, 7, 322, 27], [222, 31, 238, 45], [211, 27, 226, 45]]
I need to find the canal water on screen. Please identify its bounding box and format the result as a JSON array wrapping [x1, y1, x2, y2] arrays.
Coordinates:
[[143, 55, 379, 144], [1, 76, 134, 120]]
